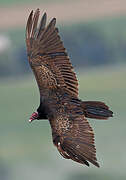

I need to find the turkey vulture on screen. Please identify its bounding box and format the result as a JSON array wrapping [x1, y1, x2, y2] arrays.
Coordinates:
[[25, 9, 113, 167]]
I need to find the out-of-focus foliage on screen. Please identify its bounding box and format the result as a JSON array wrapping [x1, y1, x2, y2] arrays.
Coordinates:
[[0, 16, 126, 77], [63, 16, 126, 67]]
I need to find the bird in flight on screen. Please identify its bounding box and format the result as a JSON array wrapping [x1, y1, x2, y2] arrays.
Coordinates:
[[25, 9, 113, 167]]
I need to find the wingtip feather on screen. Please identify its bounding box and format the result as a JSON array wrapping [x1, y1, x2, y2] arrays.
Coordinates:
[[43, 12, 47, 18], [26, 10, 33, 40]]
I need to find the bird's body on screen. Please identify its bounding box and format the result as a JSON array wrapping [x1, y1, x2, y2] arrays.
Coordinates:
[[25, 9, 113, 167], [37, 90, 100, 167]]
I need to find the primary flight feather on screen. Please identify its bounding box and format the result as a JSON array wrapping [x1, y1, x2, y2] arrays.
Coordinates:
[[25, 9, 113, 167]]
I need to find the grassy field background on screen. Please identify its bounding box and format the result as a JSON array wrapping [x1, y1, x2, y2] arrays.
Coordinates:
[[0, 65, 126, 180]]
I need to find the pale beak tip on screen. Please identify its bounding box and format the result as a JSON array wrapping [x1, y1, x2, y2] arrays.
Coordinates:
[[29, 119, 32, 123]]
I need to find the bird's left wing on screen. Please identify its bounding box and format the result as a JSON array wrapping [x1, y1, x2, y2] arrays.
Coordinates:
[[26, 9, 78, 97]]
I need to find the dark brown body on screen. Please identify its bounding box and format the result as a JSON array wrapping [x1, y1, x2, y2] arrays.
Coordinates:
[[26, 9, 113, 167], [36, 88, 112, 167]]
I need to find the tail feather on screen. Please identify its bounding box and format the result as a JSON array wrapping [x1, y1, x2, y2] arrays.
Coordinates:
[[81, 101, 113, 120]]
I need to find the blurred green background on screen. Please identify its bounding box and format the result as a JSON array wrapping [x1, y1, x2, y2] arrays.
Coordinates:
[[0, 0, 126, 180]]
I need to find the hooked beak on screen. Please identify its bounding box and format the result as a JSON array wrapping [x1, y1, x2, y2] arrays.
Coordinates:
[[29, 112, 38, 123]]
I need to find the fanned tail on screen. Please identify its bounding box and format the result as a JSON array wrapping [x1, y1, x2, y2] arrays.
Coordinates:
[[81, 101, 113, 120]]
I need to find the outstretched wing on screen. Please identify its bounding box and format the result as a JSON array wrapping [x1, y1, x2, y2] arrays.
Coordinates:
[[26, 9, 78, 97], [51, 104, 100, 167]]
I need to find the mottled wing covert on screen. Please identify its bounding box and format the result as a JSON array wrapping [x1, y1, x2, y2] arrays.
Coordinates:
[[61, 116, 100, 167], [51, 102, 100, 167], [26, 9, 78, 97]]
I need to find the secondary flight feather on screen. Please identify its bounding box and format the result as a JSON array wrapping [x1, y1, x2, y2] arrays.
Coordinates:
[[25, 9, 113, 167]]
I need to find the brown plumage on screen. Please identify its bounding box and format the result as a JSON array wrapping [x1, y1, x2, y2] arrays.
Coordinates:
[[25, 9, 113, 167]]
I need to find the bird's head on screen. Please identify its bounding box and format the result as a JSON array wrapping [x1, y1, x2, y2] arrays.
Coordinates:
[[29, 112, 39, 123]]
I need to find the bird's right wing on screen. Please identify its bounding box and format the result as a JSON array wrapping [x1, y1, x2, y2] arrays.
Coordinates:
[[26, 9, 78, 97], [51, 105, 100, 167]]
